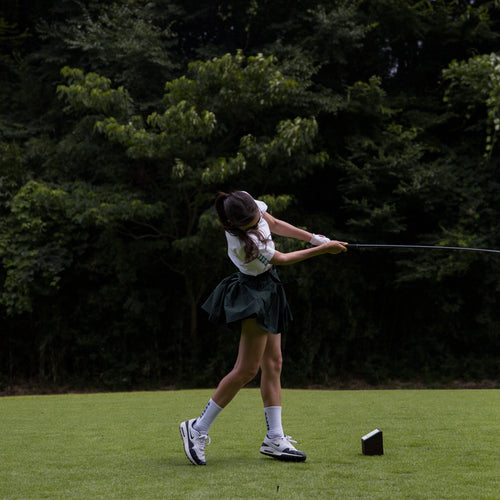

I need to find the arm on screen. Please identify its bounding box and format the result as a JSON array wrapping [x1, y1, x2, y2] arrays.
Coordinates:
[[263, 212, 313, 242], [270, 240, 347, 266]]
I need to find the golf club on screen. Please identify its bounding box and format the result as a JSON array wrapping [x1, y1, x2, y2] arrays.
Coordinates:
[[347, 243, 500, 254]]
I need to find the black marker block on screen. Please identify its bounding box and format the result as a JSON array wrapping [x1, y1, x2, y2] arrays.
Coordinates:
[[361, 429, 383, 455]]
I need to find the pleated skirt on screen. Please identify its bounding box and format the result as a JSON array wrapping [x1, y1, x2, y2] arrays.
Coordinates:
[[201, 267, 292, 334]]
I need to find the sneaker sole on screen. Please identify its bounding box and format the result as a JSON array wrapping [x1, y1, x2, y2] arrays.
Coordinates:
[[180, 421, 206, 466], [260, 445, 307, 462]]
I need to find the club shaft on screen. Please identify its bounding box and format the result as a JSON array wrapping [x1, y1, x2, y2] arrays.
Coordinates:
[[347, 244, 500, 254]]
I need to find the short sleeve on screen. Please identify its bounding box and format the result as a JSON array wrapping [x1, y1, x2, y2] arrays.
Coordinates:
[[255, 199, 268, 214]]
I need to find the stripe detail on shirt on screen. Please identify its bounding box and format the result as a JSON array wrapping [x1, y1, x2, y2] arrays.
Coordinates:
[[257, 253, 271, 266]]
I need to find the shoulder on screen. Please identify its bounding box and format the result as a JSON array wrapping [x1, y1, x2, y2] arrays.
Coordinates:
[[255, 199, 268, 213]]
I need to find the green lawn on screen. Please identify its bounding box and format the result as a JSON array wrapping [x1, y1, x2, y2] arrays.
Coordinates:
[[0, 389, 498, 499]]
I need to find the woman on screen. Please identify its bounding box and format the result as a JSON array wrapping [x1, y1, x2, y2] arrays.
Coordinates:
[[180, 191, 347, 465]]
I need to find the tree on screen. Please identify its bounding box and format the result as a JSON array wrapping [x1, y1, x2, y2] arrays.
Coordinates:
[[0, 50, 332, 384], [60, 50, 328, 319], [35, 1, 181, 105], [1, 0, 499, 388]]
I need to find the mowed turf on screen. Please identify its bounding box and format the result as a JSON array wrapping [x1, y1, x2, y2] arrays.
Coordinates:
[[0, 389, 498, 499]]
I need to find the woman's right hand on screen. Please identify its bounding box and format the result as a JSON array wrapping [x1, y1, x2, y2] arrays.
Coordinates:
[[271, 240, 347, 266], [323, 240, 348, 254]]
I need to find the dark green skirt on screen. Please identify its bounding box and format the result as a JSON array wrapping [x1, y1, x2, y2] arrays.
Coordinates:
[[201, 267, 292, 334]]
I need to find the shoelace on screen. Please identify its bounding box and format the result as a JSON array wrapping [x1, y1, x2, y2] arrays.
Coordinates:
[[283, 435, 297, 444], [196, 434, 211, 450]]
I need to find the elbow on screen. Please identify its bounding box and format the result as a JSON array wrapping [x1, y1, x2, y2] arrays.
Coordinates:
[[270, 251, 291, 266], [270, 252, 285, 266]]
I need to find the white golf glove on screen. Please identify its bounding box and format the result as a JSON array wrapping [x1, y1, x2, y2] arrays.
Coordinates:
[[310, 233, 331, 246]]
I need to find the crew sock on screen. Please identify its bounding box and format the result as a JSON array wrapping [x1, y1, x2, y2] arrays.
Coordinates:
[[193, 398, 223, 434], [264, 406, 284, 439]]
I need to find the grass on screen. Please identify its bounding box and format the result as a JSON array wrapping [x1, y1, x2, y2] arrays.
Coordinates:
[[0, 389, 498, 499]]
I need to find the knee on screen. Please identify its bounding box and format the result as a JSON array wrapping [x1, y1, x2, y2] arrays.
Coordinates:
[[262, 352, 282, 375], [233, 363, 260, 385]]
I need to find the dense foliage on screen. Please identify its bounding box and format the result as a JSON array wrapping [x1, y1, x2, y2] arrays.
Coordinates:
[[1, 0, 499, 390]]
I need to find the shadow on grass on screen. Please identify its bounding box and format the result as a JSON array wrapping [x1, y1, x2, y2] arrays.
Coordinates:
[[145, 453, 311, 471]]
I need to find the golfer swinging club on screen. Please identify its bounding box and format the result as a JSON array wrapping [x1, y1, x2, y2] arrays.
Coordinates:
[[180, 190, 347, 465]]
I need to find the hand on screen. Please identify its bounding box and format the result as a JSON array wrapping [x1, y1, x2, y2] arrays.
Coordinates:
[[323, 240, 348, 254]]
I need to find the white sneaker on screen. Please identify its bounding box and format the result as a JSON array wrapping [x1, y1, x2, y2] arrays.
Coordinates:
[[180, 419, 211, 465], [260, 435, 307, 462]]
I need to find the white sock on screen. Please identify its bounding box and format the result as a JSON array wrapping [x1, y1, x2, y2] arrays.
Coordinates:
[[265, 406, 284, 439], [193, 398, 223, 434]]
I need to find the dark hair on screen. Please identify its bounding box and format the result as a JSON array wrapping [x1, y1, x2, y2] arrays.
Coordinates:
[[215, 191, 268, 262]]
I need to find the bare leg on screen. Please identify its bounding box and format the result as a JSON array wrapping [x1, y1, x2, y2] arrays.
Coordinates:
[[259, 333, 282, 407], [212, 318, 269, 408]]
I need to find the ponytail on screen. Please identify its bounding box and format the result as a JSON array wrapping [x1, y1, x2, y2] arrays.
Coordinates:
[[215, 192, 230, 231]]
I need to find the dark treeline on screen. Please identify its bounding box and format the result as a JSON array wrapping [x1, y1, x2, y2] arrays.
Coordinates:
[[0, 0, 499, 391]]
